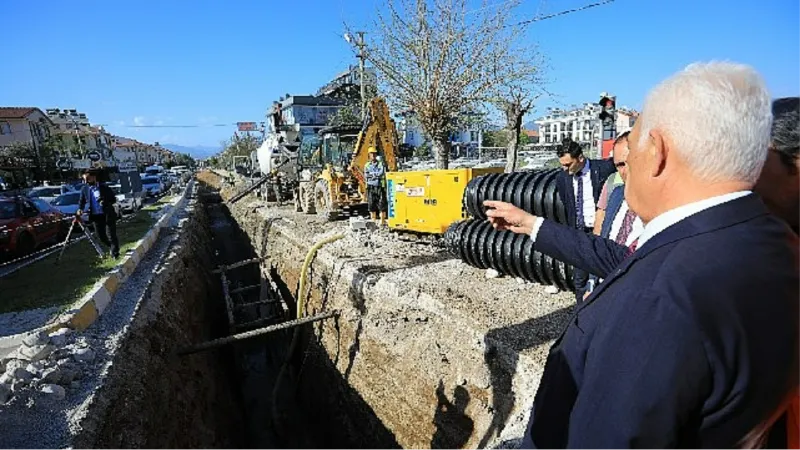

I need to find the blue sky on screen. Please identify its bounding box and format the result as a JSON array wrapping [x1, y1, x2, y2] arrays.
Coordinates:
[[2, 0, 797, 149]]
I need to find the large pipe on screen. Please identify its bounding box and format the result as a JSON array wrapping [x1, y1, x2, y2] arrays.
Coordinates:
[[449, 168, 576, 290], [443, 219, 574, 290]]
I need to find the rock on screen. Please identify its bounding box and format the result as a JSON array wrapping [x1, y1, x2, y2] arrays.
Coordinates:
[[515, 277, 526, 284], [22, 331, 49, 347], [40, 368, 62, 384], [349, 217, 377, 231], [56, 367, 76, 385], [9, 367, 34, 382], [544, 285, 560, 295], [48, 328, 72, 347], [485, 268, 501, 279], [40, 384, 65, 400], [70, 381, 80, 390], [4, 359, 25, 376], [73, 348, 95, 363], [17, 344, 55, 362], [11, 380, 28, 393], [25, 363, 42, 376], [0, 383, 10, 404], [0, 373, 12, 385]]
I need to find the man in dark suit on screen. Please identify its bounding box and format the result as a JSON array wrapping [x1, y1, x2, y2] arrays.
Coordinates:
[[484, 62, 798, 447], [78, 168, 120, 258], [554, 137, 616, 301]]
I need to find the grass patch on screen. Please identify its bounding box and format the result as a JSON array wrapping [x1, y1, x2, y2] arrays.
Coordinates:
[[0, 206, 164, 314]]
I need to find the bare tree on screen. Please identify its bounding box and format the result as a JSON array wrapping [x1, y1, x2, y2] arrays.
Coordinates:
[[360, 0, 535, 169]]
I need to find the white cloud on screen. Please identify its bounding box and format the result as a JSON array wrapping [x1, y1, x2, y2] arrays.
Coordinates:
[[114, 120, 125, 126], [133, 116, 146, 126]]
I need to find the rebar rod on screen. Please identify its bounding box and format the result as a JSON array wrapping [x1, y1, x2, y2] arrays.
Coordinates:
[[212, 257, 261, 273], [178, 310, 339, 355]]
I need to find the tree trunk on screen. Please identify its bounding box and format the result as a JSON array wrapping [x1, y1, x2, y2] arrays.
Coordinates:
[[433, 137, 450, 169], [504, 110, 524, 173]]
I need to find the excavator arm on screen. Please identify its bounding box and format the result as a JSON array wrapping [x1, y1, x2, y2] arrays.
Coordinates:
[[349, 97, 399, 189]]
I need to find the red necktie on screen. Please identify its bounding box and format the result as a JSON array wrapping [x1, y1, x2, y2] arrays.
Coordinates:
[[625, 238, 639, 257]]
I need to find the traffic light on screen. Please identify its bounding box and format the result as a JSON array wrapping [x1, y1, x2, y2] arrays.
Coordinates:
[[598, 94, 616, 121]]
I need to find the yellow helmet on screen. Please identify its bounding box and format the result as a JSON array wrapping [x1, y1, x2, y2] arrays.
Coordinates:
[[368, 147, 378, 154]]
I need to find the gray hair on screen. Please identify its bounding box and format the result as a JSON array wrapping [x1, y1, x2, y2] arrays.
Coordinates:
[[771, 97, 799, 171]]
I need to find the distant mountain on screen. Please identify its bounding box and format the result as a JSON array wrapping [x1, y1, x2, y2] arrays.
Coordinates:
[[523, 121, 539, 131], [162, 144, 220, 159]]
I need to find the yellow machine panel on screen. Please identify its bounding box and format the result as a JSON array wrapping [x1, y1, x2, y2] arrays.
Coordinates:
[[386, 167, 503, 234]]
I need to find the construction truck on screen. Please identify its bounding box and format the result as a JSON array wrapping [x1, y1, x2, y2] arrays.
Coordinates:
[[295, 97, 399, 220]]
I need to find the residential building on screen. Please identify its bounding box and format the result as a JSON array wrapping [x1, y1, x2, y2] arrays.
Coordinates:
[[46, 108, 113, 158], [395, 111, 483, 149], [0, 107, 54, 151], [267, 95, 345, 134], [317, 65, 378, 98], [534, 99, 639, 148], [523, 129, 540, 144]]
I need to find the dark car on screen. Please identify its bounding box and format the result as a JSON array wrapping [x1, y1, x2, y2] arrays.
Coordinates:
[[0, 196, 66, 258]]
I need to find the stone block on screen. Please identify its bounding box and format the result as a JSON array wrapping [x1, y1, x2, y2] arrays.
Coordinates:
[[17, 344, 55, 362], [40, 383, 65, 400], [73, 348, 95, 363]]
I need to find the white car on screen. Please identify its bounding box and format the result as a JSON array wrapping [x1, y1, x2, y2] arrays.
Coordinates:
[[28, 185, 75, 203], [108, 184, 141, 214], [141, 176, 163, 197], [51, 192, 89, 223]]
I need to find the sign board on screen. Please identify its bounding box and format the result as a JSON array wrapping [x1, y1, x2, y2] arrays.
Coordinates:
[[406, 187, 425, 197], [56, 159, 72, 170], [87, 150, 102, 162], [237, 122, 258, 132]]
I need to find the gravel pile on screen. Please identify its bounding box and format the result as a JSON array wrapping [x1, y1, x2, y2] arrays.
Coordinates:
[[0, 306, 62, 339], [0, 186, 192, 449]]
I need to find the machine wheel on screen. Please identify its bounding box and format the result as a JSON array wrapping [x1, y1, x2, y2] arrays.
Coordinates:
[[299, 182, 316, 214], [314, 180, 338, 221]]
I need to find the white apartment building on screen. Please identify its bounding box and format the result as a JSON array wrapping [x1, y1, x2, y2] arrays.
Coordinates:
[[534, 101, 638, 147], [395, 111, 482, 149]]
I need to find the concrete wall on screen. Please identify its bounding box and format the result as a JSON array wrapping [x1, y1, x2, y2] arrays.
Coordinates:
[[220, 182, 575, 449]]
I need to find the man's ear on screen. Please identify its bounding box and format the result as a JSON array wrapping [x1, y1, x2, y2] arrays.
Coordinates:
[[649, 129, 668, 178]]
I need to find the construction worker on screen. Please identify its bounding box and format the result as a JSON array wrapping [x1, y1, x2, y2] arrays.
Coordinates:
[[77, 168, 120, 258], [364, 146, 387, 226]]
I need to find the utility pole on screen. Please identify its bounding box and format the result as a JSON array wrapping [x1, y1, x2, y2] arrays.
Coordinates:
[[345, 31, 368, 120]]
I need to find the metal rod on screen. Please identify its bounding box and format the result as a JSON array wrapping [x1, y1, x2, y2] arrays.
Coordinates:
[[233, 315, 282, 330], [234, 298, 278, 309], [178, 310, 339, 355], [212, 257, 261, 274], [220, 271, 235, 330], [230, 284, 260, 295]]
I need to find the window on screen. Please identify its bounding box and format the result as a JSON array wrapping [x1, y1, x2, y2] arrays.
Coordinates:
[[470, 131, 479, 142], [0, 121, 10, 135]]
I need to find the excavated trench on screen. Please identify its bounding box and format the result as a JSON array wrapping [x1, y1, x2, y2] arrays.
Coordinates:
[[79, 172, 576, 449]]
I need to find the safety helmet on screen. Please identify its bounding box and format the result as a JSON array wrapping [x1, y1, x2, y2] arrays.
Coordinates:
[[368, 147, 378, 154]]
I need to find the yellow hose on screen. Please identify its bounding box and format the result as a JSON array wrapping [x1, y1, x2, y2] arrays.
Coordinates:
[[297, 234, 344, 319]]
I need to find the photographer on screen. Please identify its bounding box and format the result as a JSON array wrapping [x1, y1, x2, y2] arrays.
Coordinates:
[[77, 168, 120, 258]]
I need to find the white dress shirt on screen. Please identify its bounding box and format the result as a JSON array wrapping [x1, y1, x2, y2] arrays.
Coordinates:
[[530, 190, 752, 245], [572, 160, 596, 228], [636, 191, 752, 248], [609, 201, 644, 246]]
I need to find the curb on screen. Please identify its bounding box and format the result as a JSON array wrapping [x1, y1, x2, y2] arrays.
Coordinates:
[[0, 182, 194, 355]]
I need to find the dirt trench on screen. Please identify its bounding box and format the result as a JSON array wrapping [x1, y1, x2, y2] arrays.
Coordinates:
[[76, 179, 380, 449]]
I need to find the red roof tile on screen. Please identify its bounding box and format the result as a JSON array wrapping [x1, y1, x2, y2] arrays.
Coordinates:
[[0, 107, 38, 119]]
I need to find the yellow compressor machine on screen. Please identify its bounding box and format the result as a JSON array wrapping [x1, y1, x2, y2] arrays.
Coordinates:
[[386, 167, 503, 234]]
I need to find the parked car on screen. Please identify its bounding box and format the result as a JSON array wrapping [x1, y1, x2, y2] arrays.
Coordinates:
[[109, 184, 141, 214], [27, 184, 75, 203], [141, 176, 164, 197], [51, 192, 89, 223], [0, 196, 66, 257]]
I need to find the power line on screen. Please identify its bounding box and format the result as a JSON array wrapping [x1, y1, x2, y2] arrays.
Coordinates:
[[507, 0, 614, 27]]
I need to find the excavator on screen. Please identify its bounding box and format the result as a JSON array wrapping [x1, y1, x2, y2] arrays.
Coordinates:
[[296, 97, 398, 220]]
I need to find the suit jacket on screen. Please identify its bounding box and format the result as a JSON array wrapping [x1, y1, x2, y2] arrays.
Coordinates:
[[556, 158, 616, 229], [528, 194, 799, 448], [78, 183, 117, 216]]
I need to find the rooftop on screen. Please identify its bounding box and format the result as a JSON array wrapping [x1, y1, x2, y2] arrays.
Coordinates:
[[0, 107, 38, 119]]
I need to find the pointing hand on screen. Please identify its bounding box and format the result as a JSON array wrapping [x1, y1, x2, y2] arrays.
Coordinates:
[[483, 200, 537, 235]]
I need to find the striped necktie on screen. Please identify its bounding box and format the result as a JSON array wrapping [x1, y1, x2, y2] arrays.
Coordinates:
[[575, 172, 585, 229], [625, 237, 639, 257]]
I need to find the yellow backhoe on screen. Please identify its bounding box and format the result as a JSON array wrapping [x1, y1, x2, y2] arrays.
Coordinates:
[[296, 97, 398, 220]]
